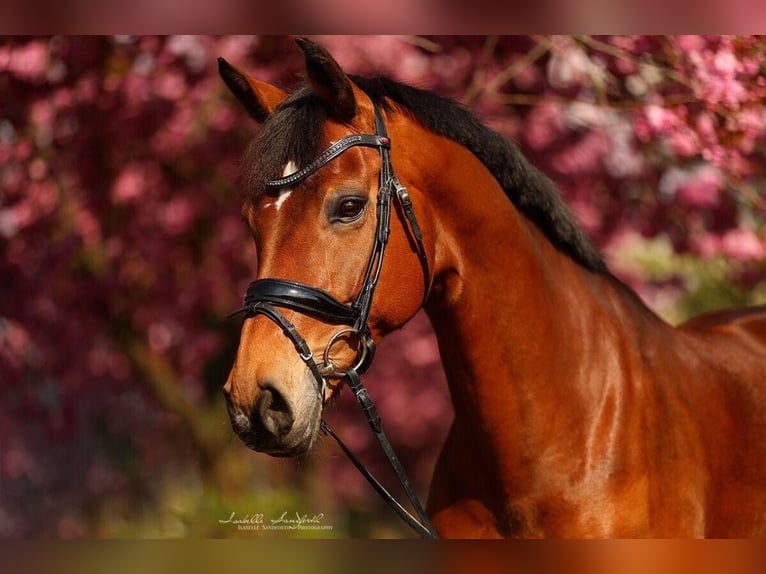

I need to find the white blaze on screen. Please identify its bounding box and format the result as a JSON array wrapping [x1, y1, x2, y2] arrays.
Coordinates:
[[274, 190, 292, 211], [282, 160, 297, 177]]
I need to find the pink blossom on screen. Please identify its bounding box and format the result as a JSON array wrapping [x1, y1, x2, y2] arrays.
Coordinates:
[[668, 127, 699, 157], [678, 165, 724, 208], [695, 111, 718, 145], [112, 165, 145, 204], [554, 131, 610, 175], [741, 56, 760, 76], [691, 48, 748, 110], [166, 35, 210, 73], [216, 35, 257, 64], [74, 74, 98, 103], [3, 448, 35, 479], [513, 63, 542, 91], [632, 115, 652, 142], [152, 71, 187, 101], [701, 144, 726, 166], [150, 104, 195, 158], [29, 99, 54, 127], [405, 333, 440, 367], [52, 87, 74, 108], [676, 35, 706, 53], [713, 48, 739, 76], [614, 57, 637, 75], [148, 322, 173, 352], [547, 40, 594, 89], [721, 228, 766, 261], [7, 41, 49, 82], [0, 319, 32, 370], [609, 36, 638, 52], [112, 164, 164, 206], [605, 127, 644, 178], [525, 101, 565, 150], [74, 206, 102, 248], [568, 197, 602, 235], [644, 104, 679, 132], [694, 233, 722, 259], [162, 198, 195, 235], [88, 347, 113, 377], [209, 105, 236, 131]]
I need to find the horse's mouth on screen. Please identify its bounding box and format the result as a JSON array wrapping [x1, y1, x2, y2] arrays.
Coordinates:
[[244, 436, 313, 458], [236, 415, 321, 458]]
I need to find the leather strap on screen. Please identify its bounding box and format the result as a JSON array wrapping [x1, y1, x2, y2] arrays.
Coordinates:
[[243, 278, 358, 325], [267, 134, 390, 189], [320, 370, 439, 538], [228, 301, 326, 400], [342, 370, 437, 538], [320, 419, 438, 539]]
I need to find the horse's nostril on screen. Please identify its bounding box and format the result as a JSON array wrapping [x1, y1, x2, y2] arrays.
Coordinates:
[[253, 384, 294, 436]]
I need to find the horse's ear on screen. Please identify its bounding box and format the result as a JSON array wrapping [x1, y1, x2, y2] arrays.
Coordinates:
[[218, 57, 287, 122], [295, 37, 357, 121]]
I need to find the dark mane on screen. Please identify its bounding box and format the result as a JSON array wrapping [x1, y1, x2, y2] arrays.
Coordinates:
[[244, 76, 606, 273]]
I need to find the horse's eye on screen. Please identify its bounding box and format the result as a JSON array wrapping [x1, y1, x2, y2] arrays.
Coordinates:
[[335, 197, 367, 222]]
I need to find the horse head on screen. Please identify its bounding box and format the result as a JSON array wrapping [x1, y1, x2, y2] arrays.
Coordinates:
[[219, 38, 434, 457]]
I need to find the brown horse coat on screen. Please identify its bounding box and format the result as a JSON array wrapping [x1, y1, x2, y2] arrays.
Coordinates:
[[220, 39, 766, 538]]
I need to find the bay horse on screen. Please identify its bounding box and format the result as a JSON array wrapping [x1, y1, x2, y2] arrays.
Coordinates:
[[219, 38, 766, 538]]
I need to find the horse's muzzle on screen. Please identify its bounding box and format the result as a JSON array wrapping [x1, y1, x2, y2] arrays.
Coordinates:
[[224, 381, 320, 456]]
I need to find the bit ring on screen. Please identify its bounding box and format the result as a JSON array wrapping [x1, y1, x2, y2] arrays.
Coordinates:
[[321, 328, 370, 377]]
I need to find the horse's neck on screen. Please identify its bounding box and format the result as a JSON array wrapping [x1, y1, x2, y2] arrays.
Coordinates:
[[420, 136, 664, 505]]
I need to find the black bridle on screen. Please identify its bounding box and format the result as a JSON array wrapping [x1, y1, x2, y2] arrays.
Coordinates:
[[229, 105, 437, 539]]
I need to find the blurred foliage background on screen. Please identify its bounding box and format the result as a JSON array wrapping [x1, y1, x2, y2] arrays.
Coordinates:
[[1, 35, 765, 538]]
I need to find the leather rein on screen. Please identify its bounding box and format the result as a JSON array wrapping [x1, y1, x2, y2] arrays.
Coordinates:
[[229, 105, 438, 539]]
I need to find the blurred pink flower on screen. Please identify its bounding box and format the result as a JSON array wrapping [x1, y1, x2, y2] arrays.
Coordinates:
[[547, 38, 595, 89], [676, 35, 706, 53], [525, 101, 565, 150], [0, 319, 32, 370], [695, 111, 718, 145], [162, 198, 195, 235], [6, 40, 49, 82], [166, 35, 210, 73], [668, 164, 724, 209], [29, 99, 54, 128], [555, 131, 610, 175], [148, 322, 173, 352], [721, 228, 766, 261], [713, 48, 738, 75], [668, 127, 699, 157], [74, 206, 102, 248], [112, 165, 146, 204], [694, 232, 722, 259], [153, 71, 187, 101], [645, 104, 680, 132], [216, 35, 257, 64], [209, 105, 236, 131]]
